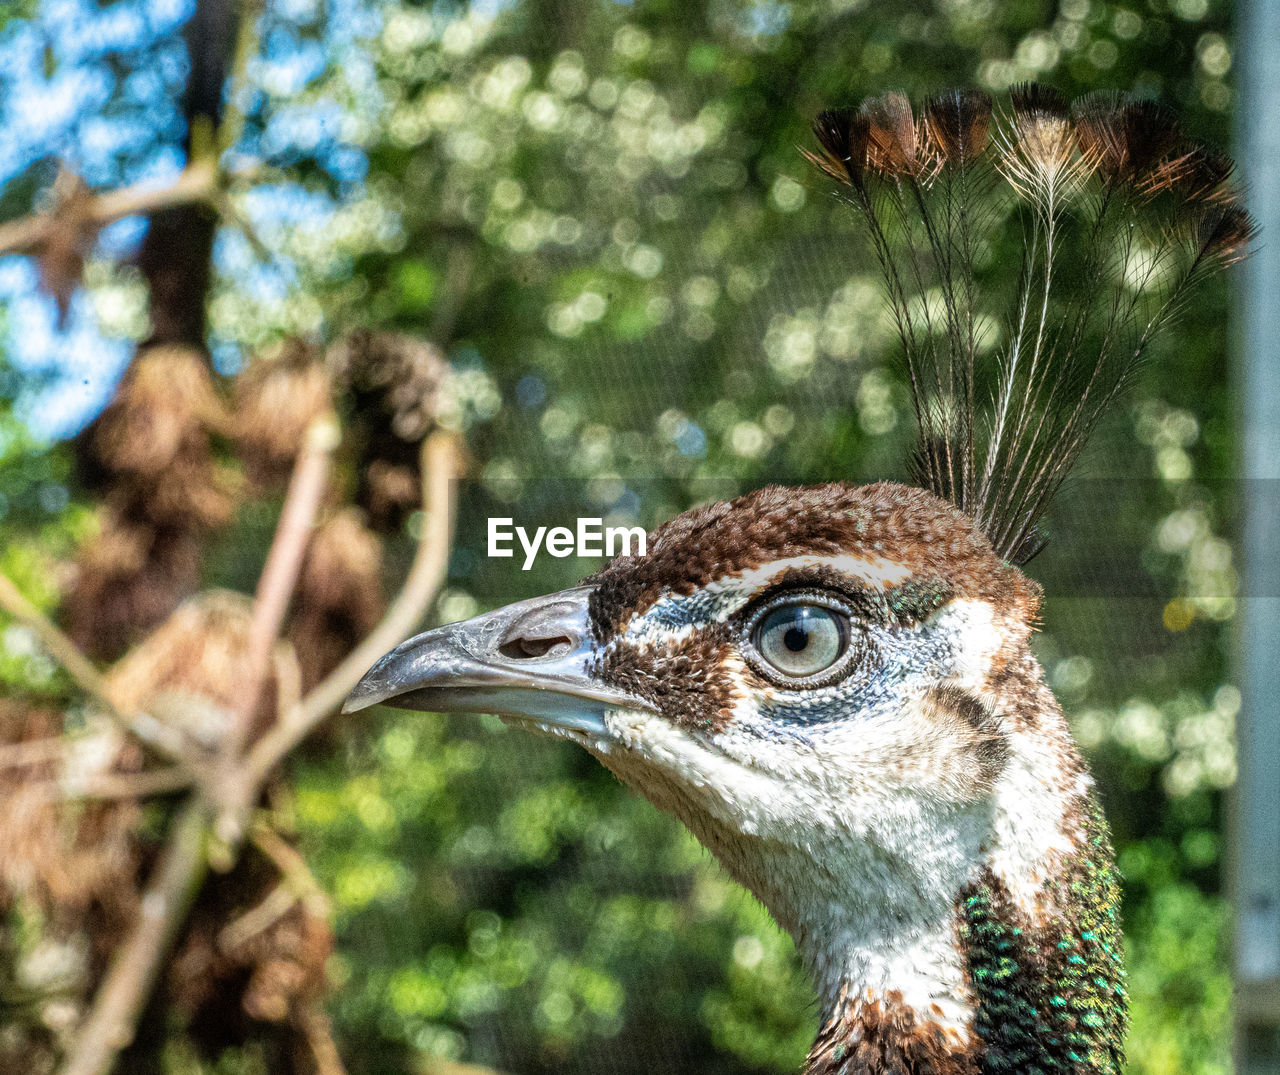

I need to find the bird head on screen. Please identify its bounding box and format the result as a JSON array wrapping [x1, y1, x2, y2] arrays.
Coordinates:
[[345, 481, 1094, 1052]]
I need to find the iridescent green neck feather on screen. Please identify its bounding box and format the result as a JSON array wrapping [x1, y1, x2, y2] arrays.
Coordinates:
[[959, 797, 1127, 1074]]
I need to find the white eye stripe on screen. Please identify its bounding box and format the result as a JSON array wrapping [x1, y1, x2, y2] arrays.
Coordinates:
[[629, 553, 917, 634]]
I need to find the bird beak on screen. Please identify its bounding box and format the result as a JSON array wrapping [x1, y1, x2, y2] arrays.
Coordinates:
[[342, 586, 654, 737]]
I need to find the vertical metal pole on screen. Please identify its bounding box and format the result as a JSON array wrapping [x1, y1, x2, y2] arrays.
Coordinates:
[[1235, 0, 1280, 1068]]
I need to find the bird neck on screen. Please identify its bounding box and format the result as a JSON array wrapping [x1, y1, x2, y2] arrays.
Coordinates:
[[801, 793, 1125, 1074], [799, 660, 1128, 1075]]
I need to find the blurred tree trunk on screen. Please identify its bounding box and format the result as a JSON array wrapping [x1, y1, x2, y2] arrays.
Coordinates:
[[68, 2, 239, 1070], [66, 0, 242, 660], [139, 0, 238, 351]]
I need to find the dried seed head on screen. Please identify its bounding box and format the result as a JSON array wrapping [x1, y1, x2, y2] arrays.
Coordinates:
[[327, 330, 449, 442], [171, 872, 332, 1030], [70, 345, 236, 657], [86, 346, 227, 482], [0, 702, 140, 918], [329, 330, 451, 531], [37, 170, 99, 326], [240, 905, 332, 1020], [64, 517, 204, 660], [107, 590, 273, 745], [79, 345, 234, 534], [363, 460, 420, 526], [234, 339, 334, 487]]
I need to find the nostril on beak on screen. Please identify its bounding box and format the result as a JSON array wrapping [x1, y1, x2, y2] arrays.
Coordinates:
[[495, 594, 588, 661], [498, 634, 574, 660]]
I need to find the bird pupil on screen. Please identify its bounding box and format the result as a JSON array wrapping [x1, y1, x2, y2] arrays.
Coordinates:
[[752, 603, 848, 680]]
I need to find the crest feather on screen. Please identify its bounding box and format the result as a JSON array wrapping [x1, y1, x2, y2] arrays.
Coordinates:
[[808, 84, 1256, 564]]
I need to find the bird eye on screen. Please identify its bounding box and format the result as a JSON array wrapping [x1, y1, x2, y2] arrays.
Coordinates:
[[752, 601, 848, 681]]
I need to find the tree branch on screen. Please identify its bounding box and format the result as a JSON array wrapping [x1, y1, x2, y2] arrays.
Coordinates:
[[58, 795, 214, 1075], [50, 432, 458, 1075], [0, 572, 200, 769], [0, 735, 75, 770], [223, 414, 338, 764], [272, 639, 303, 724], [299, 1004, 349, 1075], [242, 431, 462, 786], [216, 882, 296, 953], [216, 0, 267, 158], [0, 162, 221, 257], [250, 818, 330, 915], [41, 767, 193, 802], [218, 818, 329, 952]]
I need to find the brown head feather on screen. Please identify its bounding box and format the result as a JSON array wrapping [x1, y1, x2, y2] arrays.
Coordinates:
[[587, 482, 1038, 637]]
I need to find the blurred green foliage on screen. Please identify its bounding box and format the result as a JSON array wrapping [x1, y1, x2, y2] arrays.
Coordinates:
[[0, 0, 1245, 1071]]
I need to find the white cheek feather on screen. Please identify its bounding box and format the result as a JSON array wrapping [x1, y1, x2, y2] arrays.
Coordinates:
[[705, 552, 917, 599], [987, 730, 1091, 915], [603, 706, 812, 837], [932, 598, 1001, 687], [600, 703, 985, 1035], [940, 602, 1089, 917]]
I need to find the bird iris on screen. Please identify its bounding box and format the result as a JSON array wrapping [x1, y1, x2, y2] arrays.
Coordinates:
[[753, 601, 848, 680]]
